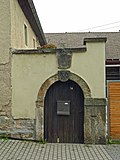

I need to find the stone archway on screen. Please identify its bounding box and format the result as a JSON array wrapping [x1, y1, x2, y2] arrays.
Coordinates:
[[35, 72, 91, 141]]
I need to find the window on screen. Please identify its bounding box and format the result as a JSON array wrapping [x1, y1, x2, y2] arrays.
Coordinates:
[[106, 66, 120, 80], [24, 24, 28, 46], [33, 38, 35, 48]]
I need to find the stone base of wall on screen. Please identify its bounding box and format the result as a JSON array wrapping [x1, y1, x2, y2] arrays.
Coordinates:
[[0, 130, 34, 140], [84, 98, 106, 144], [0, 118, 36, 140]]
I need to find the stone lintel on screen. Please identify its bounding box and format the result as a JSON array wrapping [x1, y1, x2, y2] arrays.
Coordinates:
[[85, 98, 106, 106]]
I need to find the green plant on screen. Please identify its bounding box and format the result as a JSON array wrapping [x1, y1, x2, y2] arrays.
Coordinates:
[[38, 139, 47, 144], [107, 138, 120, 144], [0, 136, 9, 140]]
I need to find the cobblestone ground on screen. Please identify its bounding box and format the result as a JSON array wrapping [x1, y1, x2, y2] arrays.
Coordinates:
[[0, 139, 119, 160], [104, 144, 120, 160]]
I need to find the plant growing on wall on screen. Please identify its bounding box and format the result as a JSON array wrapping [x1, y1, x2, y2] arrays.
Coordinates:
[[40, 43, 57, 49]]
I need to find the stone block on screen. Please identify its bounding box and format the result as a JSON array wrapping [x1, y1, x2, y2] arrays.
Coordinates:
[[10, 130, 34, 140], [0, 115, 11, 130], [85, 98, 93, 106], [94, 98, 107, 106], [14, 119, 35, 130], [35, 107, 43, 140], [84, 98, 106, 144], [0, 112, 7, 116]]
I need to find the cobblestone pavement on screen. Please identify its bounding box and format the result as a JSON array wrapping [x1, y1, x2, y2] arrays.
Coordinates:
[[103, 144, 120, 160], [0, 139, 119, 160]]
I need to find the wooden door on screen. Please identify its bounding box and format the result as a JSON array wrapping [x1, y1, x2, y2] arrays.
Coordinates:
[[108, 81, 120, 139], [44, 80, 84, 143]]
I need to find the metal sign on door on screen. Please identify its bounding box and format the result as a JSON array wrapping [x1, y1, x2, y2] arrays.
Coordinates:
[[57, 100, 70, 115]]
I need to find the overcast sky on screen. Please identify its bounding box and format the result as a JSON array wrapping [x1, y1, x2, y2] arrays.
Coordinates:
[[33, 0, 120, 33]]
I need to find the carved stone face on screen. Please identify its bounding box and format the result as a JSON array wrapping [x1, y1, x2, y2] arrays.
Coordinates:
[[58, 70, 70, 82]]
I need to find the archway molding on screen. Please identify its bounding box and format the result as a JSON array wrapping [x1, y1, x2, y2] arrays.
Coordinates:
[[35, 72, 91, 140]]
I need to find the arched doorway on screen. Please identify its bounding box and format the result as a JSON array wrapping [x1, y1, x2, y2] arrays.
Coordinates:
[[44, 80, 84, 143]]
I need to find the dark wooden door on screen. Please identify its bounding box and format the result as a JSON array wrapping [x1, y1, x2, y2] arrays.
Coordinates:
[[44, 80, 84, 143]]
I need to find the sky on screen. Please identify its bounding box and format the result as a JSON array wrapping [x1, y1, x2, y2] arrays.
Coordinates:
[[33, 0, 120, 33]]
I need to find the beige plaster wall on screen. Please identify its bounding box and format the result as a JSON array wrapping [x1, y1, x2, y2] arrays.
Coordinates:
[[12, 41, 106, 118], [0, 0, 11, 64], [71, 42, 106, 98], [10, 0, 39, 49], [12, 54, 58, 118]]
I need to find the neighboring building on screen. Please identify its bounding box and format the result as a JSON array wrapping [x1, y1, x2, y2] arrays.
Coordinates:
[[0, 0, 46, 139], [45, 32, 120, 58], [45, 32, 120, 80]]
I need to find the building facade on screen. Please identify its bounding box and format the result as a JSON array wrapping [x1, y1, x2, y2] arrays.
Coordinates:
[[0, 0, 46, 139]]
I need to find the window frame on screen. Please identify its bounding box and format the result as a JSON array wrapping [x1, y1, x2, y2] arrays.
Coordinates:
[[24, 24, 28, 46], [106, 65, 120, 80]]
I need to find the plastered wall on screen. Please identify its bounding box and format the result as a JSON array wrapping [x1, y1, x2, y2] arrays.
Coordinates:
[[71, 42, 106, 98], [0, 0, 11, 64], [10, 0, 39, 49], [0, 0, 42, 129], [12, 41, 106, 119], [0, 0, 11, 111]]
